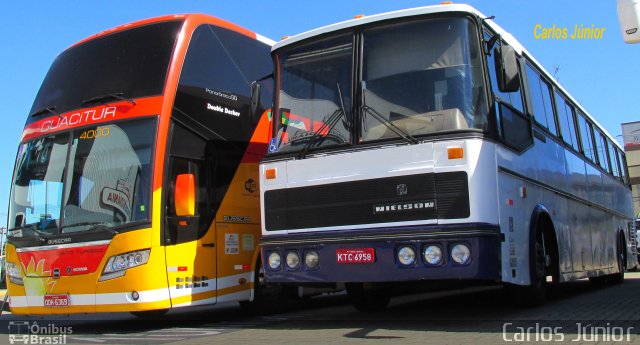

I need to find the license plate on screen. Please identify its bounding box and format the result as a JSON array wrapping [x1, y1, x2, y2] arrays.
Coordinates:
[[44, 294, 69, 307], [336, 248, 375, 264]]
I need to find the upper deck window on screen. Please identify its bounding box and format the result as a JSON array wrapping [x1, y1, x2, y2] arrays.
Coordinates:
[[28, 20, 183, 121]]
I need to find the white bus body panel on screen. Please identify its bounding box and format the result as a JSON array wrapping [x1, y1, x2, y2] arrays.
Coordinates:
[[261, 139, 499, 235]]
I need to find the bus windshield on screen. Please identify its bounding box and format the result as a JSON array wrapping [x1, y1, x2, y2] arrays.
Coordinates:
[[272, 17, 488, 154], [28, 20, 182, 119], [9, 118, 156, 236]]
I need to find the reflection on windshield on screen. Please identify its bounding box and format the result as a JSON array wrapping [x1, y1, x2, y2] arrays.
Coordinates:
[[28, 20, 182, 122], [9, 118, 156, 236], [270, 17, 489, 154], [273, 35, 352, 154], [361, 18, 488, 142]]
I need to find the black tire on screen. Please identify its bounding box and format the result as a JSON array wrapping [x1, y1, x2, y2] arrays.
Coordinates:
[[239, 261, 288, 315], [609, 234, 626, 285], [507, 229, 549, 307], [130, 308, 169, 319], [346, 283, 391, 312]]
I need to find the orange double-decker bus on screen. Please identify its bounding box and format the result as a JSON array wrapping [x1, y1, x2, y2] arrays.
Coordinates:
[[5, 14, 283, 315]]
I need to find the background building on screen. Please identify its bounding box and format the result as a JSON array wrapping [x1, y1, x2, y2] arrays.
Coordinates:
[[621, 121, 640, 217]]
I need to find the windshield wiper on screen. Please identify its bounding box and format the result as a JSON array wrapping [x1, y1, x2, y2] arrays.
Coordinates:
[[82, 92, 136, 106], [60, 221, 118, 235], [298, 83, 350, 159], [30, 106, 59, 118], [361, 83, 419, 145], [8, 224, 49, 244]]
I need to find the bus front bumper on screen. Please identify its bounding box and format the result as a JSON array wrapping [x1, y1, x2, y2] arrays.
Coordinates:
[[261, 224, 502, 284]]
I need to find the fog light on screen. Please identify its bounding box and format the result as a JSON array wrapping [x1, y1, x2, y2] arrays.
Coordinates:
[[424, 245, 443, 265], [131, 291, 140, 301], [451, 244, 471, 265], [398, 246, 416, 266], [268, 252, 281, 270], [305, 251, 320, 269], [286, 251, 300, 269]]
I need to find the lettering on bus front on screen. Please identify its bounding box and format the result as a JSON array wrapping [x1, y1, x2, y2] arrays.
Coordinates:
[[41, 106, 116, 133]]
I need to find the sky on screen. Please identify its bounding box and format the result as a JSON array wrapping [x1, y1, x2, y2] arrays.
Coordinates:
[[0, 0, 638, 228]]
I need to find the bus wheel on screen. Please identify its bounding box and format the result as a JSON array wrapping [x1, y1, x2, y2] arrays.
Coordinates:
[[346, 283, 391, 312], [240, 260, 288, 315], [609, 234, 626, 285], [507, 230, 549, 307]]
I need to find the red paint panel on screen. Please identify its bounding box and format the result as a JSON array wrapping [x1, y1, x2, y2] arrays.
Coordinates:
[[17, 244, 109, 277], [21, 96, 163, 142]]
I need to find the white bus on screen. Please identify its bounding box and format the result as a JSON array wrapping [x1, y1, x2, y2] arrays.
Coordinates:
[[258, 4, 637, 310]]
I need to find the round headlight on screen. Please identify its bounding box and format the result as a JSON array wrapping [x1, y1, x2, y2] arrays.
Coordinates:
[[398, 246, 416, 266], [305, 251, 320, 269], [424, 245, 443, 265], [267, 252, 281, 270], [286, 251, 300, 269], [451, 244, 471, 265]]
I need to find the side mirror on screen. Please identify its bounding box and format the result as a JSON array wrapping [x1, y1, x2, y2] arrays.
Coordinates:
[[250, 81, 261, 124], [174, 173, 195, 217], [495, 44, 520, 93], [618, 0, 640, 43]]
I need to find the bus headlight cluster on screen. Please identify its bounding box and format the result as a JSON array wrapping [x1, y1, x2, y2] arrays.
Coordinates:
[[267, 250, 321, 270], [397, 246, 416, 266], [99, 249, 150, 281], [6, 261, 23, 286], [450, 244, 471, 265]]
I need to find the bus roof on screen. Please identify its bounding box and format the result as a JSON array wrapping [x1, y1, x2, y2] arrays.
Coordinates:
[[73, 14, 275, 48], [273, 3, 621, 149]]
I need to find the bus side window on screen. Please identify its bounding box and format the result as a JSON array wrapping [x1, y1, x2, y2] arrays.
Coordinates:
[[554, 91, 579, 152], [595, 130, 610, 171], [618, 149, 630, 185], [485, 33, 524, 112], [576, 112, 595, 162], [608, 139, 622, 178], [524, 62, 558, 136]]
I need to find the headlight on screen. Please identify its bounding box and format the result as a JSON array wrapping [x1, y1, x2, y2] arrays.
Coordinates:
[[103, 249, 150, 274], [423, 245, 443, 265], [305, 251, 319, 269], [6, 262, 23, 286], [451, 244, 471, 265], [398, 246, 416, 266], [286, 251, 300, 269], [268, 252, 281, 270]]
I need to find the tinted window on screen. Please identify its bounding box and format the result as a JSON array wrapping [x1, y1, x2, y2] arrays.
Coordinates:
[[618, 149, 629, 184], [525, 64, 547, 127], [486, 33, 523, 112], [175, 24, 273, 144], [555, 91, 579, 151], [608, 140, 621, 178], [29, 21, 182, 120], [595, 130, 609, 171], [577, 112, 595, 162]]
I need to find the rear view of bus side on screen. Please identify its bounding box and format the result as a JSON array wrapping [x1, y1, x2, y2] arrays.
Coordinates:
[[259, 4, 636, 310], [6, 14, 283, 315]]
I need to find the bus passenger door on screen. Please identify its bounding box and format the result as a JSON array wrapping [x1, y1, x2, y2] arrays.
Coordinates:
[[164, 124, 217, 307]]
